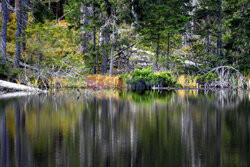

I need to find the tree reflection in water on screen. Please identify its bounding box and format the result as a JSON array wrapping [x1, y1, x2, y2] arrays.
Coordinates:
[[0, 90, 249, 167]]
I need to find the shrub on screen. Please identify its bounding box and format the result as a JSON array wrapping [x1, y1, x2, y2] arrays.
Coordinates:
[[127, 67, 176, 90]]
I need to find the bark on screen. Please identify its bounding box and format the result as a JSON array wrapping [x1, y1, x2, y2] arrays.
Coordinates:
[[216, 0, 223, 63], [21, 0, 29, 52], [79, 2, 92, 54], [153, 34, 160, 70], [14, 0, 22, 68], [56, 0, 60, 19], [92, 28, 97, 74], [131, 0, 138, 30], [1, 0, 9, 63], [101, 28, 110, 74], [109, 44, 114, 76], [92, 5, 97, 74], [206, 16, 210, 53], [0, 79, 47, 93], [102, 0, 111, 74], [15, 0, 20, 12], [166, 33, 170, 69]]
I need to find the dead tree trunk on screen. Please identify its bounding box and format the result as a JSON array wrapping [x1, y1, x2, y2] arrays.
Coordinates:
[[14, 0, 23, 68], [92, 5, 97, 74], [109, 44, 115, 76], [101, 27, 110, 74], [21, 0, 29, 52], [1, 0, 9, 63], [0, 79, 47, 93], [216, 0, 223, 63], [79, 1, 92, 54], [131, 0, 138, 30], [101, 0, 111, 75]]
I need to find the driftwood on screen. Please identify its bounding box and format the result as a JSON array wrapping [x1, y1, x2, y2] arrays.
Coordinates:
[[0, 79, 47, 93]]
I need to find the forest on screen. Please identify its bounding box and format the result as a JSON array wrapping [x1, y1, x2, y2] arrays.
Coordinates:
[[0, 1, 249, 166], [0, 0, 249, 91]]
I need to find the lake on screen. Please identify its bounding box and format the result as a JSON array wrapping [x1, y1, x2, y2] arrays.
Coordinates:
[[0, 90, 249, 167]]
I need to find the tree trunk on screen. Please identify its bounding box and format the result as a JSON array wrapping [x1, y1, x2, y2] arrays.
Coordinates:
[[206, 16, 210, 53], [101, 28, 110, 74], [56, 0, 60, 20], [15, 0, 20, 12], [21, 0, 29, 52], [1, 0, 9, 63], [153, 34, 160, 71], [79, 2, 92, 54], [0, 79, 47, 93], [92, 27, 97, 74], [131, 0, 138, 30], [92, 5, 97, 74], [216, 0, 223, 62], [109, 44, 115, 76], [166, 33, 170, 69], [102, 0, 111, 75], [14, 0, 22, 68]]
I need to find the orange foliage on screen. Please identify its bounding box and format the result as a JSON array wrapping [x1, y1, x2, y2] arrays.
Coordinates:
[[86, 75, 125, 89]]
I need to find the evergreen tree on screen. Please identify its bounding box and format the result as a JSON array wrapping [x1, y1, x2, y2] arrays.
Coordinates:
[[137, 0, 191, 70]]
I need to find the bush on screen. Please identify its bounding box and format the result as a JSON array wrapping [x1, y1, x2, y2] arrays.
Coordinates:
[[127, 67, 176, 90], [0, 60, 19, 80]]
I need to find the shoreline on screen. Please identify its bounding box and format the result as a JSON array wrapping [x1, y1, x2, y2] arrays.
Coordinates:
[[0, 87, 249, 99]]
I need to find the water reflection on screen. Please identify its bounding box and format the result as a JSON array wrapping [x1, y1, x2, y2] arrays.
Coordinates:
[[0, 90, 249, 167]]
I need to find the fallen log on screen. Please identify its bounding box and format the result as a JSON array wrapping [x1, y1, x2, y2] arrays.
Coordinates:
[[0, 79, 48, 93]]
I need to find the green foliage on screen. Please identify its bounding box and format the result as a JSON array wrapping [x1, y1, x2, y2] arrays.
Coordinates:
[[137, 0, 191, 64], [0, 60, 20, 80], [127, 67, 176, 90], [197, 73, 219, 84], [32, 0, 54, 23]]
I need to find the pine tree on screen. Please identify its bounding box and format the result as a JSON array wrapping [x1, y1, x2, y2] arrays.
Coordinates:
[[137, 0, 190, 70]]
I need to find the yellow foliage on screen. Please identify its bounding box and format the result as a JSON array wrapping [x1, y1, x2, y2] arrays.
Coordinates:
[[177, 75, 186, 87], [56, 20, 71, 26], [177, 75, 197, 88]]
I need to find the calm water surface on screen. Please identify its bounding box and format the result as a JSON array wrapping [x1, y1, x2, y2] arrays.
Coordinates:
[[0, 90, 249, 167]]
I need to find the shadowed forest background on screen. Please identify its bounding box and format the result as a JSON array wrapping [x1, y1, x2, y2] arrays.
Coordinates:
[[0, 0, 249, 89]]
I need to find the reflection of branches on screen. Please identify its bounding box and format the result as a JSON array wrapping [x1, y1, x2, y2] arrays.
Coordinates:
[[213, 90, 243, 110]]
